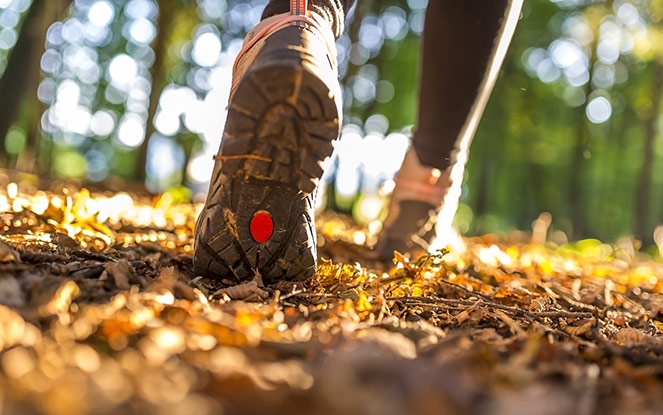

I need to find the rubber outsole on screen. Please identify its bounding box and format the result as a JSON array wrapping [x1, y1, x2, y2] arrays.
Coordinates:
[[193, 24, 341, 282]]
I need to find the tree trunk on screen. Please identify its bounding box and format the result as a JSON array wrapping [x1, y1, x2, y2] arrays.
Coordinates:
[[634, 61, 663, 242], [25, 1, 72, 173], [567, 103, 589, 240], [136, 0, 177, 185], [0, 0, 44, 167], [0, 0, 71, 169]]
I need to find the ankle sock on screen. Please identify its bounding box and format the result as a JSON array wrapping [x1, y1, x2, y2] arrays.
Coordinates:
[[261, 0, 351, 38]]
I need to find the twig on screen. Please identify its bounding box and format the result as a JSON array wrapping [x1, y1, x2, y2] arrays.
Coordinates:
[[278, 289, 306, 301], [549, 282, 601, 314], [214, 154, 272, 162], [379, 274, 407, 283], [387, 295, 475, 307], [531, 310, 594, 319], [436, 278, 495, 301], [387, 295, 595, 321]]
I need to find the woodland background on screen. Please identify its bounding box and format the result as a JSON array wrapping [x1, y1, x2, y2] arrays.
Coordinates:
[[1, 0, 663, 248]]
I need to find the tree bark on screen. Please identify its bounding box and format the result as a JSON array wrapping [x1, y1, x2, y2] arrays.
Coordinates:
[[0, 0, 44, 167], [136, 0, 177, 185], [634, 61, 663, 243], [567, 101, 589, 240], [0, 0, 71, 169]]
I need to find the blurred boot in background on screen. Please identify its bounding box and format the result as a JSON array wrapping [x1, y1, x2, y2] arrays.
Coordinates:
[[377, 0, 524, 259]]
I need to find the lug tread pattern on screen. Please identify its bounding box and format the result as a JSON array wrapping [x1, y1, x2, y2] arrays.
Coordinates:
[[194, 25, 340, 282]]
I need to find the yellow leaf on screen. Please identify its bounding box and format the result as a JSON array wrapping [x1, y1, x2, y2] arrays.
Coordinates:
[[355, 290, 373, 314], [538, 259, 554, 275], [71, 188, 95, 223]]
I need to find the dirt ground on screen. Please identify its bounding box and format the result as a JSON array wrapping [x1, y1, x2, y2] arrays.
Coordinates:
[[1, 181, 663, 415]]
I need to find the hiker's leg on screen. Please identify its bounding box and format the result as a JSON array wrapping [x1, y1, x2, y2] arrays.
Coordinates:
[[413, 0, 522, 170], [378, 0, 523, 256]]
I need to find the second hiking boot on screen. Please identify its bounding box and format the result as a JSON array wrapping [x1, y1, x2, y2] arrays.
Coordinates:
[[376, 148, 452, 259]]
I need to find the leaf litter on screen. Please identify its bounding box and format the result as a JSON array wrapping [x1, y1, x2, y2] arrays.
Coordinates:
[[1, 181, 663, 415]]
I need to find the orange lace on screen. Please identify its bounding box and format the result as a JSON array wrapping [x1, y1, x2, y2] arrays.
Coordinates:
[[290, 0, 307, 15]]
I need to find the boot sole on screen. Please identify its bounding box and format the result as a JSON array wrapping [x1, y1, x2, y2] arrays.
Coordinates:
[[194, 25, 341, 282]]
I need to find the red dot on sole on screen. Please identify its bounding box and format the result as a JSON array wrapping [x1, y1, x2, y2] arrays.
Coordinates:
[[250, 210, 274, 243]]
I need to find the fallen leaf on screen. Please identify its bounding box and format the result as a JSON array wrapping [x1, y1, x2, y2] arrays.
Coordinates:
[[104, 260, 134, 290], [0, 240, 20, 263]]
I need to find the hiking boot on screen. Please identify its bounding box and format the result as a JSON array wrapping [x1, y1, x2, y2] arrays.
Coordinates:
[[193, 10, 342, 282], [375, 148, 453, 259]]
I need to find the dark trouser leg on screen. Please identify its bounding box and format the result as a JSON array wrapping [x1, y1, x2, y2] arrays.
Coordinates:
[[377, 0, 523, 257], [413, 0, 523, 171], [263, 0, 355, 38]]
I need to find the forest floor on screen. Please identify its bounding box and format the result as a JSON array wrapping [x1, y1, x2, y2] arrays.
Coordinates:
[[1, 176, 663, 415]]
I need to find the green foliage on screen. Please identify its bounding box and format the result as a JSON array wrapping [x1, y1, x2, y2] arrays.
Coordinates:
[[53, 147, 87, 178], [371, 35, 420, 129], [1, 0, 663, 245], [460, 0, 663, 245]]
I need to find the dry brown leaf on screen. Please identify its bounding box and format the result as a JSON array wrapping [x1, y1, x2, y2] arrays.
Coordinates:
[[52, 231, 79, 252], [216, 273, 269, 302], [0, 276, 24, 307], [104, 260, 134, 290], [149, 266, 179, 292], [0, 239, 20, 263], [559, 317, 596, 337], [614, 327, 649, 347], [455, 301, 485, 325]]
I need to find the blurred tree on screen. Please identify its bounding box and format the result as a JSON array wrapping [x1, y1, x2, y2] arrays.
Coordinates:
[[466, 0, 663, 244], [137, 0, 178, 182], [1, 0, 662, 244], [341, 0, 421, 129], [635, 62, 663, 240], [0, 0, 72, 169]]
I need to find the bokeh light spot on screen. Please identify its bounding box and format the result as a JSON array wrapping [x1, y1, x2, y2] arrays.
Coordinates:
[[128, 18, 156, 44], [108, 54, 138, 90], [90, 110, 116, 136], [192, 31, 221, 67], [88, 1, 115, 27], [586, 96, 612, 124], [116, 113, 146, 147]]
